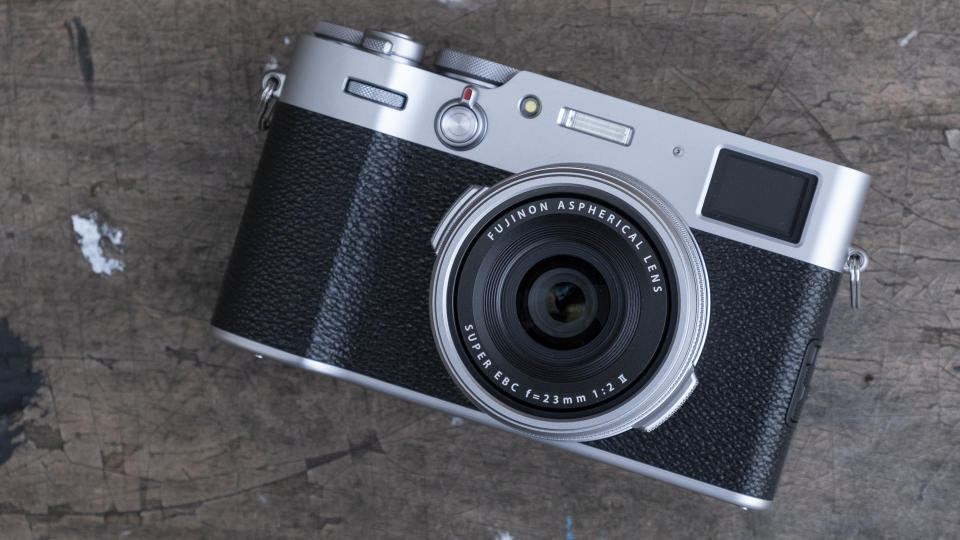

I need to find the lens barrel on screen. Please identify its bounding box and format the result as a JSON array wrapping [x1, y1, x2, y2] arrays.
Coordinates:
[[431, 165, 709, 441]]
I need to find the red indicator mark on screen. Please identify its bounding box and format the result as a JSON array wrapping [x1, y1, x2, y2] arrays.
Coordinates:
[[462, 88, 473, 101]]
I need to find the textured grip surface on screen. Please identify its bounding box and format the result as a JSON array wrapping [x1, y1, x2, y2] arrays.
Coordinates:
[[213, 102, 503, 406], [212, 103, 841, 500], [586, 232, 839, 498]]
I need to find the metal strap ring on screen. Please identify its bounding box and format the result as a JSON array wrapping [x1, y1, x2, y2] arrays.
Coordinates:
[[257, 72, 285, 131], [844, 245, 869, 310]]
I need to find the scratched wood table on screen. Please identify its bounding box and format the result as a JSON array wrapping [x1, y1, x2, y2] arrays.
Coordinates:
[[1, 1, 958, 538]]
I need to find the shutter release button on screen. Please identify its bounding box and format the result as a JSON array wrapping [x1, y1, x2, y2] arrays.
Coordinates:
[[435, 86, 486, 149], [440, 106, 479, 143]]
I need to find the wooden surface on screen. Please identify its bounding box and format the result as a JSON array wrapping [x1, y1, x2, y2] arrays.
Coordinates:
[[1, 1, 959, 538]]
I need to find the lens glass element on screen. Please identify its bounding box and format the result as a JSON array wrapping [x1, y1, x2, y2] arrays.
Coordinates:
[[517, 257, 607, 351], [547, 283, 583, 322]]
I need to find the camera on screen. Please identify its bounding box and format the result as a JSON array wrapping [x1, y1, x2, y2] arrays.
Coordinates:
[[212, 22, 870, 509]]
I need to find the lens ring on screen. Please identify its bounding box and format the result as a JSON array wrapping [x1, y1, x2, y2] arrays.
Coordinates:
[[462, 199, 669, 405], [491, 237, 641, 382], [430, 164, 710, 442]]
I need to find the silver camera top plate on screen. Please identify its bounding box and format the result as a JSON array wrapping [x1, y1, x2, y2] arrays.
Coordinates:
[[278, 34, 870, 272]]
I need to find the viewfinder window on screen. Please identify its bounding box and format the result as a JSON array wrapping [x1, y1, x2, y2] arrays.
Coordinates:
[[701, 149, 817, 243]]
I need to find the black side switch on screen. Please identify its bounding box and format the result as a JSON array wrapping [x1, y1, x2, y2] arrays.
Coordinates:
[[786, 341, 821, 424]]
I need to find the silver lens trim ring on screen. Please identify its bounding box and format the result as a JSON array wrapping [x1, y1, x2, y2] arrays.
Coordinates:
[[430, 164, 710, 442]]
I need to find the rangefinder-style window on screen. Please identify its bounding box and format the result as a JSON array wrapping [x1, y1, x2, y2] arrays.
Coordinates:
[[702, 149, 818, 243]]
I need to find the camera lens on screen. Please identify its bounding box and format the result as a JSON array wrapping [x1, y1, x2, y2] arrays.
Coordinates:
[[449, 190, 676, 418], [518, 257, 606, 350], [430, 165, 710, 440]]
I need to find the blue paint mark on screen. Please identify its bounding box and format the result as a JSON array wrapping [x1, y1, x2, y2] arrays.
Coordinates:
[[565, 516, 575, 540], [68, 17, 95, 90], [0, 318, 42, 466]]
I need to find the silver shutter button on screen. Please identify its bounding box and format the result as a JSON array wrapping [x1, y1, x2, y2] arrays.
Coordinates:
[[440, 107, 479, 143], [435, 87, 486, 150]]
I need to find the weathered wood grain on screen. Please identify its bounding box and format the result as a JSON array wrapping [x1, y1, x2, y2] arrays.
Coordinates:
[[1, 0, 958, 538]]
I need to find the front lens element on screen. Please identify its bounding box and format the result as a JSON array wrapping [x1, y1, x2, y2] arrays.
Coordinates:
[[518, 257, 607, 351], [546, 282, 584, 323]]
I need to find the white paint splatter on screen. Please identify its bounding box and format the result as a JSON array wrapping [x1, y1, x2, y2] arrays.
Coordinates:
[[264, 55, 278, 71], [120, 530, 132, 537], [258, 492, 268, 504], [494, 532, 514, 540], [899, 29, 918, 47], [450, 416, 464, 426], [71, 213, 125, 275], [945, 129, 960, 150], [283, 36, 291, 46]]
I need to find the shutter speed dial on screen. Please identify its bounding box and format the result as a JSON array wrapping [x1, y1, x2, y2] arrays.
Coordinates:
[[434, 49, 519, 88], [360, 30, 425, 65], [313, 21, 364, 46], [311, 23, 516, 83], [313, 22, 425, 66]]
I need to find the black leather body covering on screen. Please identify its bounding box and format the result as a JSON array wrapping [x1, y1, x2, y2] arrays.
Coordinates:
[[212, 103, 841, 500]]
